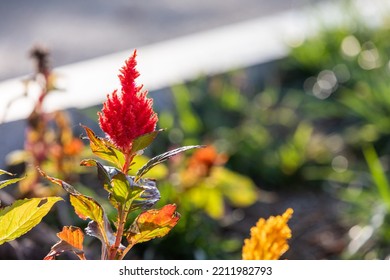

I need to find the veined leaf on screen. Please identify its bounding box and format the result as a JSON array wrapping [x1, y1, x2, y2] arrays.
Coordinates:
[[0, 197, 62, 245], [126, 204, 180, 245], [111, 173, 160, 211], [39, 168, 109, 244], [78, 161, 160, 211], [131, 129, 163, 154], [128, 177, 160, 211], [69, 195, 104, 222], [110, 172, 134, 204], [82, 125, 125, 169], [44, 226, 86, 260], [136, 145, 203, 180]]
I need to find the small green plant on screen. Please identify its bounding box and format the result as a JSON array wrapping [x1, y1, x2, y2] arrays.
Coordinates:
[[39, 50, 200, 260], [0, 169, 61, 245]]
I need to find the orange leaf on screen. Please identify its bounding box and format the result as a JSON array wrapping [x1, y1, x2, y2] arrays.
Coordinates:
[[44, 226, 86, 260], [57, 226, 84, 250], [126, 204, 180, 245]]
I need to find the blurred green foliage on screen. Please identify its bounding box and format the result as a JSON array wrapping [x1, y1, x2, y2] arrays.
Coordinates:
[[142, 1, 390, 259]]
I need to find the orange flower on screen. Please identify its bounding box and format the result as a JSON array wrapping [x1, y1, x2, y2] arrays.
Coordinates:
[[98, 50, 158, 154], [242, 208, 293, 260]]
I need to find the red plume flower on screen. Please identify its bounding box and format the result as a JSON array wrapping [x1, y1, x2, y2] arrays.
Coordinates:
[[98, 50, 158, 154]]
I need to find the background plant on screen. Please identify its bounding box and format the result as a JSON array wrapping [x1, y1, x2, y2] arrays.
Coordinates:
[[3, 45, 85, 198]]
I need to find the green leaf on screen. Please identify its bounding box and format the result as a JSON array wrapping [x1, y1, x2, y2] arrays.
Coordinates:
[[0, 169, 25, 190], [363, 145, 390, 209], [79, 161, 160, 211], [111, 173, 160, 211], [111, 172, 134, 204], [126, 204, 180, 245], [171, 84, 203, 134], [128, 155, 168, 180], [136, 145, 203, 180], [0, 176, 25, 190], [213, 167, 258, 207], [0, 197, 62, 245], [82, 125, 125, 169], [185, 183, 225, 219], [131, 130, 163, 154]]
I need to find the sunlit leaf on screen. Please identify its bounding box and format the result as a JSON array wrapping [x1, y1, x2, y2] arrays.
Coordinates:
[[111, 172, 133, 204], [82, 125, 125, 169], [39, 168, 109, 245], [131, 129, 163, 154], [79, 161, 160, 211], [111, 173, 160, 211], [185, 183, 225, 219], [69, 195, 104, 222], [128, 155, 168, 180], [0, 176, 25, 190], [126, 204, 180, 245], [136, 145, 203, 180], [0, 197, 62, 245], [213, 167, 258, 207], [44, 226, 86, 260]]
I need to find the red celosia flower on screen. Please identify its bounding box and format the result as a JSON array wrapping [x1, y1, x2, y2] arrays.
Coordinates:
[[98, 50, 158, 154]]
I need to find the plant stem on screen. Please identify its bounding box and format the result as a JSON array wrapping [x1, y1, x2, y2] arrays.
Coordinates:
[[119, 243, 134, 260], [122, 153, 135, 174], [109, 206, 127, 260]]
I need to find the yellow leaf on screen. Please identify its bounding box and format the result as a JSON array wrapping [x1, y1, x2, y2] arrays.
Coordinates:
[[0, 197, 62, 245], [213, 167, 258, 207], [186, 184, 225, 219], [69, 195, 103, 222], [128, 155, 168, 180]]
